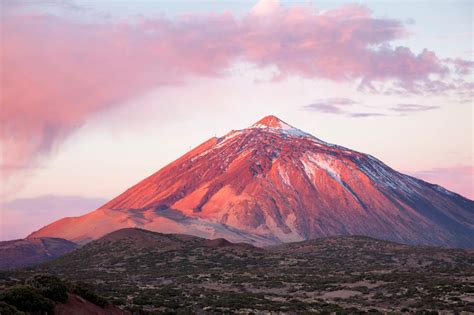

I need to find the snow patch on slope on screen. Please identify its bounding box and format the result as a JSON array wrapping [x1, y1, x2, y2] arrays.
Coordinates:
[[302, 153, 364, 205], [277, 165, 291, 186], [250, 115, 309, 138], [358, 155, 422, 195], [251, 124, 309, 138], [307, 154, 341, 183], [215, 130, 243, 148], [301, 158, 315, 181]]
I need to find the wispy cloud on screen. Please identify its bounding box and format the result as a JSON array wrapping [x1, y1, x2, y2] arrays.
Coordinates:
[[302, 99, 440, 118], [302, 98, 383, 118], [390, 103, 439, 113], [444, 57, 474, 75], [348, 112, 387, 118], [302, 98, 358, 114]]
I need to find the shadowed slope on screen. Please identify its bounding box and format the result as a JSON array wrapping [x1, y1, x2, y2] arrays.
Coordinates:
[[0, 237, 78, 270]]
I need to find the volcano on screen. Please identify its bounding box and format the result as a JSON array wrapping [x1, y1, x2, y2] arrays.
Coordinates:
[[29, 115, 474, 247]]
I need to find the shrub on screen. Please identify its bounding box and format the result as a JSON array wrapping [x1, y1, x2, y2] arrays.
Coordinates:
[[0, 301, 24, 315], [72, 282, 108, 307], [26, 274, 68, 303], [0, 285, 53, 313]]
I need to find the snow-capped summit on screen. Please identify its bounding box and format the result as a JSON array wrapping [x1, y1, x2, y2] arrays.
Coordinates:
[[250, 115, 309, 137], [251, 115, 293, 129], [29, 115, 474, 248]]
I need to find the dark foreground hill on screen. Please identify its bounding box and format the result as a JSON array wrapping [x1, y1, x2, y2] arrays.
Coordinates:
[[0, 274, 127, 314], [0, 237, 78, 270], [1, 228, 473, 313]]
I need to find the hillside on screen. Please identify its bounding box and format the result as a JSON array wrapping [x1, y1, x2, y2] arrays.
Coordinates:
[[0, 237, 78, 270], [4, 228, 473, 313], [0, 274, 127, 314]]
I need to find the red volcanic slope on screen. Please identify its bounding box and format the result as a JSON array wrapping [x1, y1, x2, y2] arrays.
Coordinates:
[[29, 116, 474, 247]]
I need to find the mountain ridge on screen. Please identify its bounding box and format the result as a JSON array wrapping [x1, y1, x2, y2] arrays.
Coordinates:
[[0, 237, 79, 270]]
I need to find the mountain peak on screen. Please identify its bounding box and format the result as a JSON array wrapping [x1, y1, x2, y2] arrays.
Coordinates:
[[249, 115, 309, 137], [251, 115, 291, 129]]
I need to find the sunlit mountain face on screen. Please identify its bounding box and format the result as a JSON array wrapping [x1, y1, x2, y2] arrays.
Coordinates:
[[29, 116, 474, 248]]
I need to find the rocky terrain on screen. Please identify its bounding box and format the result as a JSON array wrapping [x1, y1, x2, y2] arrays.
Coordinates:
[[0, 237, 78, 270], [29, 115, 474, 248], [2, 228, 473, 313]]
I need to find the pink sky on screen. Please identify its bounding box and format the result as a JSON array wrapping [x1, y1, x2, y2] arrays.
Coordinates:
[[0, 0, 472, 240]]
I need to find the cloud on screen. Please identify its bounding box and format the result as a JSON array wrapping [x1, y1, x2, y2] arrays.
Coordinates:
[[0, 195, 107, 240], [408, 166, 474, 200], [302, 99, 440, 117], [250, 0, 280, 16], [1, 0, 471, 178], [445, 58, 474, 75], [390, 103, 439, 113], [304, 104, 344, 114], [302, 98, 385, 118], [302, 98, 358, 113], [348, 112, 387, 117]]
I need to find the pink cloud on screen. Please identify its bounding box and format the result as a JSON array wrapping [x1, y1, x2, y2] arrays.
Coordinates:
[[408, 166, 474, 200], [445, 58, 474, 75], [0, 0, 469, 178]]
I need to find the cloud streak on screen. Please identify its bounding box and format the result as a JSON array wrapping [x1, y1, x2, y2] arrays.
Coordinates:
[[0, 0, 471, 177], [302, 98, 358, 114], [390, 104, 439, 113], [302, 98, 440, 117], [348, 112, 387, 118]]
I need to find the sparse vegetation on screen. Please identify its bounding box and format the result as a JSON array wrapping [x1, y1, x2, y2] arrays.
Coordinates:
[[26, 274, 68, 303], [70, 281, 109, 308], [0, 285, 53, 313], [0, 229, 473, 313], [0, 301, 24, 315], [0, 275, 112, 314]]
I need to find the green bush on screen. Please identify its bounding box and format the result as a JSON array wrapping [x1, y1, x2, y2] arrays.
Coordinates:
[[26, 274, 68, 303], [0, 285, 53, 313], [72, 282, 108, 307], [0, 301, 25, 315]]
